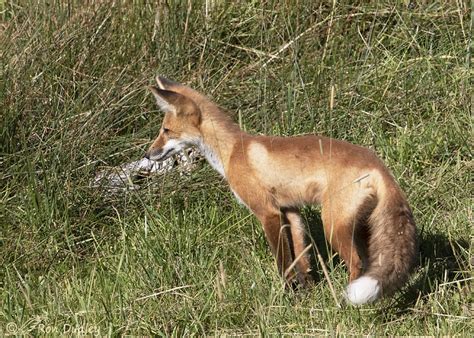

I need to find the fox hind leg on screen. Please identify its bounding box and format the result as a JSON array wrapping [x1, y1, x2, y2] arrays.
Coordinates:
[[321, 205, 363, 282]]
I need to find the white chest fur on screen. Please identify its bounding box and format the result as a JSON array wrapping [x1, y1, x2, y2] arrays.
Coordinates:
[[196, 140, 226, 178]]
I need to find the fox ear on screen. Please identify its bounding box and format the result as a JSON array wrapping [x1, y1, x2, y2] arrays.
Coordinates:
[[155, 75, 179, 90], [148, 86, 178, 113]]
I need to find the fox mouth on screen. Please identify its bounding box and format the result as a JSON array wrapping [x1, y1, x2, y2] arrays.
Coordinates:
[[153, 148, 175, 162]]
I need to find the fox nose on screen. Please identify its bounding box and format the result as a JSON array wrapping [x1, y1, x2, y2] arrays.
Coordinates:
[[144, 151, 151, 160]]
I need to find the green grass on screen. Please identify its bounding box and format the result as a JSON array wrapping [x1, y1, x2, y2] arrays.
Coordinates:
[[1, 0, 472, 335]]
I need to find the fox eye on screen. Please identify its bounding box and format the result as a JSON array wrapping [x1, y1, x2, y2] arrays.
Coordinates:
[[163, 128, 170, 133]]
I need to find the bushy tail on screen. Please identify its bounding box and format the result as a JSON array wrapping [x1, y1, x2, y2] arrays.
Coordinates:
[[346, 177, 417, 305]]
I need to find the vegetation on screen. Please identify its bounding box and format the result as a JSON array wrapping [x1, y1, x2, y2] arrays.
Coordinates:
[[1, 0, 472, 335]]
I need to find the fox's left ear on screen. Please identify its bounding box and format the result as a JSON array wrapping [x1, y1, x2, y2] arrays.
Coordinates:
[[148, 86, 179, 114], [155, 75, 180, 90]]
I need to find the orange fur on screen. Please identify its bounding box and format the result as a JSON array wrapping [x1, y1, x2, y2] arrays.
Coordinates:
[[145, 76, 417, 304]]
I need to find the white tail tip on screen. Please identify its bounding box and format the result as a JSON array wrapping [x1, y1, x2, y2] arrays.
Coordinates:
[[345, 276, 380, 305]]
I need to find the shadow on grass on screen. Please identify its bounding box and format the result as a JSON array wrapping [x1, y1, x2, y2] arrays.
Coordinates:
[[390, 232, 470, 310], [301, 208, 340, 284]]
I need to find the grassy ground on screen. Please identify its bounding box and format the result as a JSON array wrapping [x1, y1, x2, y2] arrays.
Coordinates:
[[1, 0, 472, 335]]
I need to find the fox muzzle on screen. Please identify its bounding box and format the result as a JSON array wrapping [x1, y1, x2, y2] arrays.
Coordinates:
[[145, 139, 186, 161]]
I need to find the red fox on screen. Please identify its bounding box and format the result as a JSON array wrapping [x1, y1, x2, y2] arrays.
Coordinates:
[[145, 76, 417, 305]]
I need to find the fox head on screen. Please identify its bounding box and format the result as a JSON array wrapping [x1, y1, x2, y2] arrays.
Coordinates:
[[145, 76, 202, 161]]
